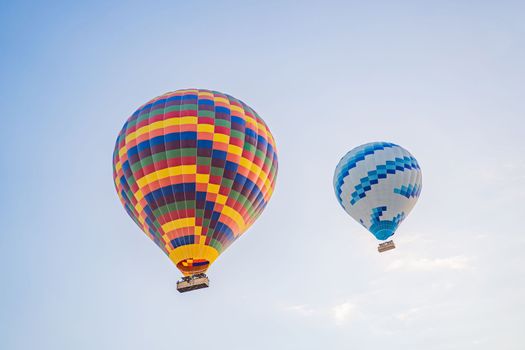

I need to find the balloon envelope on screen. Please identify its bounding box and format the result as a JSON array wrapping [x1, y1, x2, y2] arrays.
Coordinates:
[[333, 142, 421, 241], [113, 89, 278, 275]]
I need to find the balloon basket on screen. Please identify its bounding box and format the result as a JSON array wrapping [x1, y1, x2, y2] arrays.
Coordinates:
[[378, 240, 396, 253], [177, 273, 209, 293]]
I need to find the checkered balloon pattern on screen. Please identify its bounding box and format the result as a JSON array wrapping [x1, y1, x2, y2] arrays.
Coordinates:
[[113, 89, 278, 276], [333, 142, 422, 241]]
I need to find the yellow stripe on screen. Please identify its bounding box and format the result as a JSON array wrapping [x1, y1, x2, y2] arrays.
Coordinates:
[[196, 173, 210, 183], [135, 189, 145, 201], [264, 176, 272, 193], [125, 116, 198, 144], [227, 144, 242, 156], [268, 135, 276, 148], [169, 244, 220, 274], [221, 205, 246, 232], [239, 157, 264, 179], [136, 165, 196, 189], [239, 157, 271, 194], [256, 122, 267, 132], [162, 217, 196, 232], [197, 124, 214, 133], [239, 157, 252, 170], [230, 105, 243, 113], [216, 194, 227, 205], [244, 115, 257, 127], [134, 202, 144, 214], [207, 184, 220, 194], [213, 133, 229, 144], [214, 97, 229, 104], [125, 132, 137, 144], [118, 146, 127, 158], [199, 91, 214, 97]]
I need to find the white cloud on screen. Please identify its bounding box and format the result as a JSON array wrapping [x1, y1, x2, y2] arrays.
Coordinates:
[[332, 302, 355, 326], [396, 307, 422, 322], [284, 304, 315, 316], [284, 301, 357, 326], [386, 255, 470, 271]]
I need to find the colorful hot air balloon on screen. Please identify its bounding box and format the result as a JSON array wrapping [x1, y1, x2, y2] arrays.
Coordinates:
[[113, 89, 278, 290], [333, 142, 421, 252]]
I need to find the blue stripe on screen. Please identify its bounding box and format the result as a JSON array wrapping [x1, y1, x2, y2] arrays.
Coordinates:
[[231, 116, 246, 126], [349, 156, 420, 205], [335, 142, 396, 201], [215, 106, 231, 115], [182, 94, 198, 100], [215, 222, 235, 241], [212, 150, 227, 160], [225, 161, 238, 171], [144, 183, 196, 203], [198, 99, 214, 105], [197, 140, 213, 149], [171, 235, 195, 248], [245, 127, 256, 138], [394, 183, 422, 198], [127, 132, 197, 157]]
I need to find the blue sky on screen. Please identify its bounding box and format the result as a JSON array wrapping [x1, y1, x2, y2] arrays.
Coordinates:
[[1, 1, 524, 349]]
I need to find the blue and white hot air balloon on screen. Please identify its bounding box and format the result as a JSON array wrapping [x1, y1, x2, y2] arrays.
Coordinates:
[[333, 142, 422, 252]]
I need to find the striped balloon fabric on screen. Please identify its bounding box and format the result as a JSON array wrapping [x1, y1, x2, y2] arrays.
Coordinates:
[[113, 89, 278, 276], [333, 142, 422, 241]]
